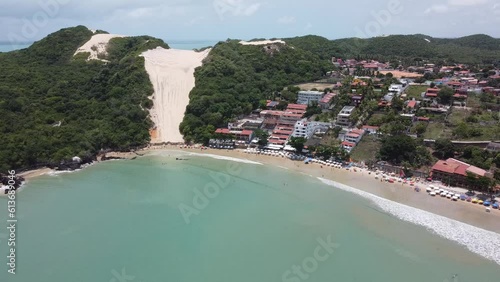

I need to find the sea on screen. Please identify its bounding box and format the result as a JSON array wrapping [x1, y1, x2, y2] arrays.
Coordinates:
[[0, 40, 219, 53], [0, 152, 499, 282]]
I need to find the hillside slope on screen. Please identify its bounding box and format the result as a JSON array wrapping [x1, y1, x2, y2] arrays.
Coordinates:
[[0, 26, 168, 171]]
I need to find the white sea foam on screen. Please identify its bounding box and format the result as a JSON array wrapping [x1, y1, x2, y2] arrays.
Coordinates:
[[187, 153, 262, 165], [318, 177, 500, 265]]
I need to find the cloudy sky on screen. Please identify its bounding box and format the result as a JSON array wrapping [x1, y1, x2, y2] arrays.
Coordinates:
[[2, 0, 500, 42]]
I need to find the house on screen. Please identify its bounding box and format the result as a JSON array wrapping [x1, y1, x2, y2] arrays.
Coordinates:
[[407, 100, 419, 111], [425, 88, 439, 98], [215, 128, 254, 142], [351, 95, 364, 106], [280, 113, 303, 125], [297, 91, 324, 105], [344, 129, 365, 144], [388, 84, 404, 96], [341, 141, 356, 153], [430, 158, 488, 188], [319, 92, 336, 109], [286, 104, 307, 115], [336, 106, 356, 127], [266, 101, 279, 109], [362, 125, 379, 135]]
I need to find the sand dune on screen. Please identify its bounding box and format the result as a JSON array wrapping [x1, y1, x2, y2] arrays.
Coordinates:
[[74, 33, 123, 61], [239, 39, 285, 45], [141, 47, 211, 143]]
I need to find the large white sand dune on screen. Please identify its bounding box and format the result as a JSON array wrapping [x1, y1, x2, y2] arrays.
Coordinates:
[[141, 47, 211, 143], [239, 39, 285, 45], [74, 33, 123, 61]]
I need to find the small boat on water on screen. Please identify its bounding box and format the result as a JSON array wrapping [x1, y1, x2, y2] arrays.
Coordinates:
[[466, 197, 472, 202], [429, 191, 437, 196], [483, 201, 491, 207], [478, 200, 484, 205], [492, 203, 499, 209], [471, 198, 478, 204]]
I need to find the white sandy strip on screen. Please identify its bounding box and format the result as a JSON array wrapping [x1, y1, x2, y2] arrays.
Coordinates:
[[141, 47, 210, 143], [186, 152, 263, 165], [239, 40, 285, 45], [74, 34, 124, 61], [318, 178, 500, 266]]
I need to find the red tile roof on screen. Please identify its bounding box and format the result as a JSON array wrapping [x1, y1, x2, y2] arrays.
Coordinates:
[[287, 104, 308, 111], [215, 128, 230, 134], [426, 93, 438, 97], [407, 100, 417, 108], [342, 141, 356, 147]]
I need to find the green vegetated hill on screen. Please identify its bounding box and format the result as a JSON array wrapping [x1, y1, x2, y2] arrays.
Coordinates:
[[285, 34, 500, 65], [0, 26, 168, 171], [179, 40, 332, 143]]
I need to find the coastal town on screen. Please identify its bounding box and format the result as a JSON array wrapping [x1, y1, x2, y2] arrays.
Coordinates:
[[208, 57, 500, 207]]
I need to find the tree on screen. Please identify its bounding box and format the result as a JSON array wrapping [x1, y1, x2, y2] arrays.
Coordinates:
[[303, 101, 322, 118], [254, 129, 269, 146], [378, 135, 417, 166], [437, 87, 454, 105], [289, 137, 307, 153], [434, 138, 455, 159], [414, 122, 427, 137]]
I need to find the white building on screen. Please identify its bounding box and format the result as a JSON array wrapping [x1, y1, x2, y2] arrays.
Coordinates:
[[291, 119, 331, 138], [388, 84, 404, 96], [344, 129, 366, 144], [336, 106, 355, 127], [297, 91, 324, 105]]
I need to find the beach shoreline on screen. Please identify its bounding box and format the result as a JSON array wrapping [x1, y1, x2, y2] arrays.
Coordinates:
[[141, 145, 500, 234], [11, 145, 500, 234]]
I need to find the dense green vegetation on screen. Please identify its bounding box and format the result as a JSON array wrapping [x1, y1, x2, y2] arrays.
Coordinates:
[[180, 40, 332, 143], [285, 34, 500, 65], [0, 26, 168, 171]]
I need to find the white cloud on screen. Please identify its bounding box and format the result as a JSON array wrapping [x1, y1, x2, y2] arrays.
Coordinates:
[[277, 16, 296, 24], [448, 0, 490, 6], [424, 4, 449, 14], [241, 3, 261, 16], [304, 22, 313, 30]]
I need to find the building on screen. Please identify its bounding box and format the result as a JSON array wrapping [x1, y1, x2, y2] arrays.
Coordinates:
[[341, 141, 356, 153], [215, 128, 254, 142], [297, 91, 324, 105], [425, 88, 439, 99], [291, 119, 331, 138], [388, 84, 404, 96], [344, 129, 365, 144], [362, 125, 379, 135], [336, 106, 356, 127], [351, 95, 363, 106], [319, 93, 336, 109], [430, 158, 488, 188]]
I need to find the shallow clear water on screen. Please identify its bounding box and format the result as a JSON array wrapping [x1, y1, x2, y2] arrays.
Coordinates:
[[0, 153, 499, 281]]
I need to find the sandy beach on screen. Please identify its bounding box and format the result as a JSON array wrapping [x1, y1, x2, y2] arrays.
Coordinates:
[[141, 47, 211, 143], [142, 145, 500, 234]]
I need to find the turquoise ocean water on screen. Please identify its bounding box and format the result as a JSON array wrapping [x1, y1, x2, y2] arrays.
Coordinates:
[[0, 152, 499, 282]]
